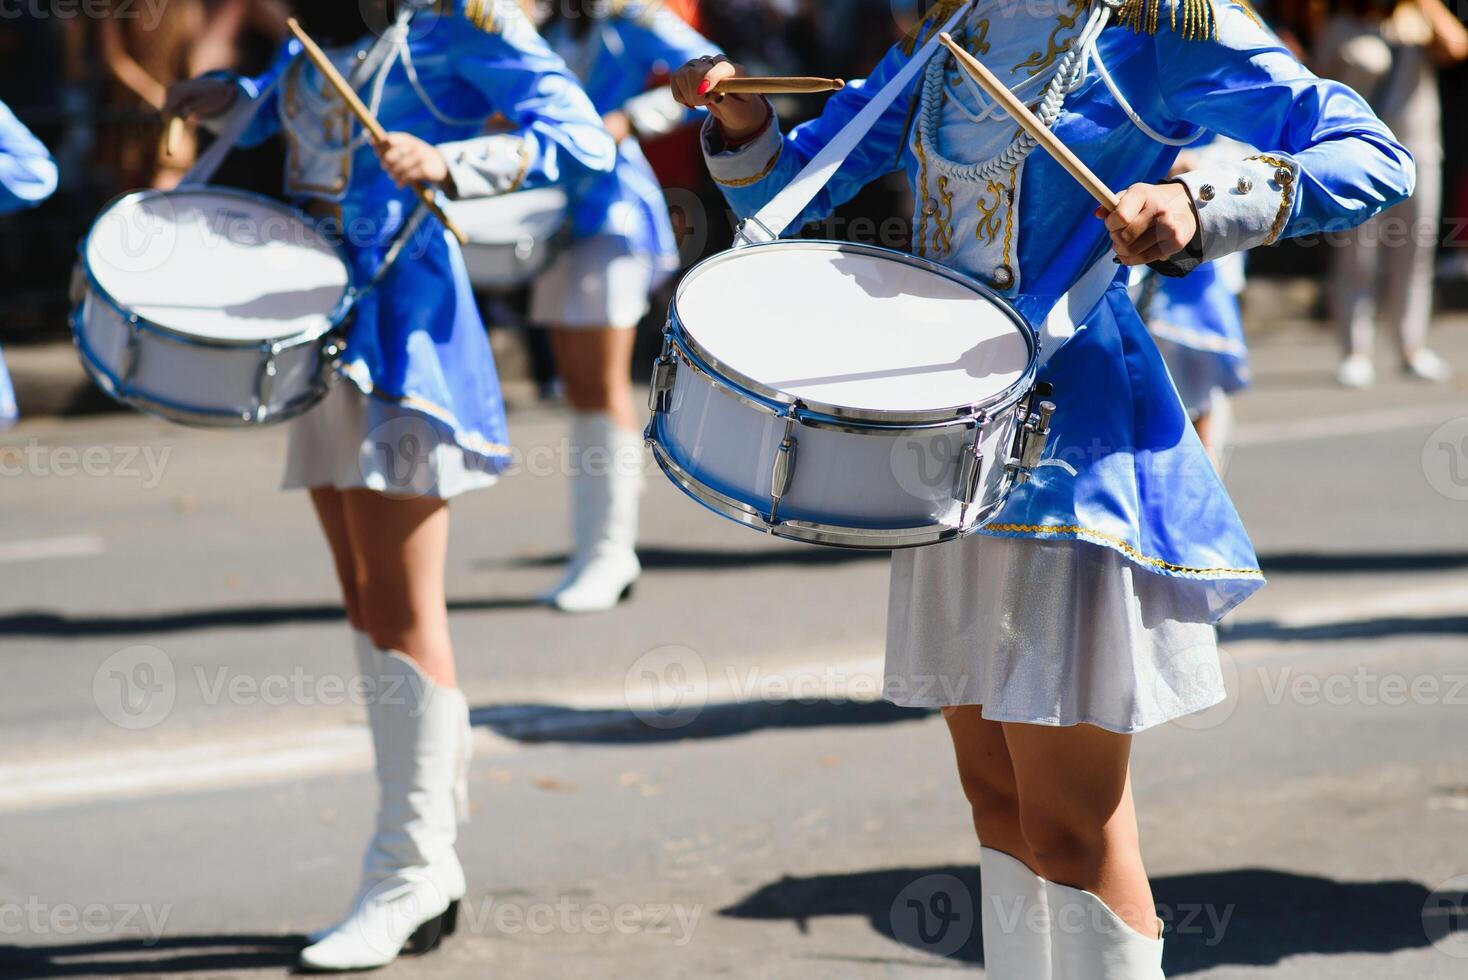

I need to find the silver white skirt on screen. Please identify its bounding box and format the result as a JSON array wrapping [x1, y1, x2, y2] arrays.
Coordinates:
[[885, 535, 1225, 733], [281, 382, 499, 500]]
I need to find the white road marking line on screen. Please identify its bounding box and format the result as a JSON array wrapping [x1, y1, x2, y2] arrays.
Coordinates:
[[1233, 403, 1468, 446], [1263, 576, 1468, 630], [0, 534, 106, 564], [0, 726, 516, 813]]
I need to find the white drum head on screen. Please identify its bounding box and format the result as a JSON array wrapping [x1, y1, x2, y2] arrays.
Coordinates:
[[446, 187, 568, 244], [675, 243, 1031, 415], [85, 190, 350, 343]]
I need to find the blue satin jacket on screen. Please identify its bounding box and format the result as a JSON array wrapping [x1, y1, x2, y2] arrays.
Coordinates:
[[219, 2, 616, 465], [1, 100, 60, 428], [543, 2, 719, 267], [705, 0, 1413, 618]]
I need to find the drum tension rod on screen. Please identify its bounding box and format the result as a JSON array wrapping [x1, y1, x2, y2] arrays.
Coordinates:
[[1010, 382, 1057, 485], [956, 418, 987, 528], [768, 406, 800, 526], [649, 336, 678, 414]]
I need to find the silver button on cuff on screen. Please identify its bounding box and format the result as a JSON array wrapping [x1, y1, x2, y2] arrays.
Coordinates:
[[992, 265, 1014, 288], [1236, 176, 1253, 194], [1274, 165, 1294, 186], [1197, 183, 1216, 202], [923, 198, 940, 216]]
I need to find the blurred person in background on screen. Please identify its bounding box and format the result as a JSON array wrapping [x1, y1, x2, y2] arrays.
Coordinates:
[[532, 0, 719, 613], [97, 0, 289, 190], [0, 100, 59, 429], [1316, 0, 1468, 387], [163, 0, 615, 968]]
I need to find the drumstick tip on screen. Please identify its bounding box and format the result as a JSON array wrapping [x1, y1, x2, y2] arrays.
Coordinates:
[[832, 78, 846, 90]]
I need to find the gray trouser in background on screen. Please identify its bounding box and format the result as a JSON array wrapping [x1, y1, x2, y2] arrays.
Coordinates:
[[1331, 142, 1441, 360]]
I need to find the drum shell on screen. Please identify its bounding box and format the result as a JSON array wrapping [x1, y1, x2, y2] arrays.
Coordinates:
[[458, 236, 559, 292], [73, 280, 337, 427], [444, 188, 567, 292], [646, 239, 1040, 549], [652, 339, 1026, 548]]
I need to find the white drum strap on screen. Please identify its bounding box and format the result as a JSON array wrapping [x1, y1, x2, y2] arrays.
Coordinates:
[[739, 1, 973, 243]]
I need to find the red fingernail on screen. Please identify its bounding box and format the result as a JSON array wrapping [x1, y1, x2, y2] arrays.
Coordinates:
[[697, 80, 711, 95]]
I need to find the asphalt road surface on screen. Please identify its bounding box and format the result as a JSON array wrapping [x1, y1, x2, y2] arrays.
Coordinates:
[[1, 315, 1466, 979]]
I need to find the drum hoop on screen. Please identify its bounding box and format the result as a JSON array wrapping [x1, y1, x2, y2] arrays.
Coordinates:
[[646, 418, 1007, 550], [669, 239, 1040, 426], [79, 186, 354, 350]]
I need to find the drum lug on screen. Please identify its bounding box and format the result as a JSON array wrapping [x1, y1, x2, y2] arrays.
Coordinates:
[[768, 411, 799, 526], [120, 315, 143, 394], [1008, 393, 1056, 485], [649, 347, 678, 414], [955, 423, 985, 527], [252, 342, 283, 424]]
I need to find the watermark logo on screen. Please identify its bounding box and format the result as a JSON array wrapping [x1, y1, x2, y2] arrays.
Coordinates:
[[623, 644, 708, 730], [1422, 417, 1468, 501], [890, 873, 974, 958], [1423, 874, 1468, 959], [93, 645, 176, 730]]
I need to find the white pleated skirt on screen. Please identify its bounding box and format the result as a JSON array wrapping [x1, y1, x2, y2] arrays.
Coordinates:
[[885, 534, 1225, 734], [281, 382, 499, 501]]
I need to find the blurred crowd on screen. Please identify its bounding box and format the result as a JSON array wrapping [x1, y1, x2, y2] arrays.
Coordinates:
[[0, 0, 1465, 364]]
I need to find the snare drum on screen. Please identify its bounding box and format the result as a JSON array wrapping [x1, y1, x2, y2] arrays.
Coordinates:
[[646, 241, 1053, 549], [72, 187, 352, 427], [444, 187, 568, 292]]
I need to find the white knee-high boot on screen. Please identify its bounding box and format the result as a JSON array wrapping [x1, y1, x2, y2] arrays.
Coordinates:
[[1046, 879, 1164, 980], [980, 847, 1052, 979], [300, 648, 471, 972], [543, 411, 643, 613]]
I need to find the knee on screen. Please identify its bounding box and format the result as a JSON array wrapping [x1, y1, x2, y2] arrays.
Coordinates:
[[1017, 806, 1107, 884], [954, 756, 1025, 842]]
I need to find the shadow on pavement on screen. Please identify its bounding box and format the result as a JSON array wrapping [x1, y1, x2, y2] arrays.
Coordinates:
[[1221, 614, 1468, 643], [1258, 551, 1468, 574], [721, 865, 1456, 974], [490, 544, 887, 572], [471, 699, 933, 744], [0, 595, 545, 637], [0, 934, 303, 978]]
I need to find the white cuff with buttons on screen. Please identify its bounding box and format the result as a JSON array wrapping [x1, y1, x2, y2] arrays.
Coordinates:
[[1173, 154, 1299, 262]]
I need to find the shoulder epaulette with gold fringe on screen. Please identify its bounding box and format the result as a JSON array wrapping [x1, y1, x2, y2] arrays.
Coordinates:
[[902, 0, 1258, 54], [609, 0, 663, 27], [464, 0, 503, 33]]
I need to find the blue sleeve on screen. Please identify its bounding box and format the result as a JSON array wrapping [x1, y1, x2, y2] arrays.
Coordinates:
[[0, 101, 58, 213], [703, 39, 917, 231], [1152, 1, 1414, 254], [439, 12, 617, 198]]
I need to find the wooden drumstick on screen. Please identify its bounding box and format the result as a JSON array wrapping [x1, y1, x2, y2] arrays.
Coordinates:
[[165, 115, 185, 158], [937, 33, 1120, 212], [709, 76, 846, 95], [285, 17, 468, 245]]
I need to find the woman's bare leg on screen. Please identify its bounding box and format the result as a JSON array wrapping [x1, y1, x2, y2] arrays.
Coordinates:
[[1003, 721, 1158, 939], [549, 325, 639, 432], [308, 487, 365, 631], [339, 488, 456, 688], [943, 706, 1033, 867]]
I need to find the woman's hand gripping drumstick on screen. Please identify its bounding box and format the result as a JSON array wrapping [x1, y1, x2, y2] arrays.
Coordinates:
[[285, 17, 468, 245], [937, 33, 1197, 267]]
